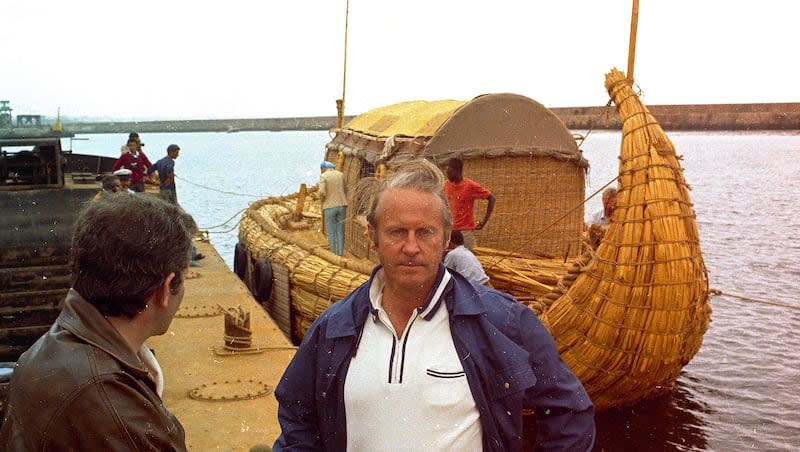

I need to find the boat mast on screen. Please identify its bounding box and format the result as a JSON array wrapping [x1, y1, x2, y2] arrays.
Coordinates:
[[627, 0, 640, 81], [336, 0, 350, 129]]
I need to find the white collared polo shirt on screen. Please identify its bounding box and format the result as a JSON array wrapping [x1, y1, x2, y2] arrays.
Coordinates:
[[343, 269, 482, 451]]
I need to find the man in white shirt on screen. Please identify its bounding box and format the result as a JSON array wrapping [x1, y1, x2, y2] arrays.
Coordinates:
[[444, 230, 490, 286], [274, 159, 595, 451]]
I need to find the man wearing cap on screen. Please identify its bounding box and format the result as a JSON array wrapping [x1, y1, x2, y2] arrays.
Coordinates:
[[112, 168, 134, 193], [148, 144, 181, 205], [319, 160, 347, 256], [113, 137, 152, 193]]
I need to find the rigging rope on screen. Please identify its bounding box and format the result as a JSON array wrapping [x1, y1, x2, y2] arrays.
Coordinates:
[[205, 218, 243, 235], [484, 175, 620, 271], [174, 175, 264, 198], [709, 288, 800, 312], [201, 207, 248, 231]]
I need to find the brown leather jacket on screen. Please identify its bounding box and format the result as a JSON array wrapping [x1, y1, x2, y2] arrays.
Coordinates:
[[0, 290, 186, 451]]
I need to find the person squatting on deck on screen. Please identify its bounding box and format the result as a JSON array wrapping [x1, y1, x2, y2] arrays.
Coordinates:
[[273, 159, 595, 451], [319, 161, 348, 256], [443, 157, 495, 249], [148, 143, 181, 205], [444, 229, 490, 286], [92, 174, 121, 201], [0, 195, 194, 451], [112, 136, 152, 192]]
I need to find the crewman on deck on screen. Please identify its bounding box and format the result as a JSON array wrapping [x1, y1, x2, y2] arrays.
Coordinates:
[[443, 157, 495, 249], [112, 137, 152, 192], [588, 187, 617, 227], [584, 187, 617, 249], [319, 161, 348, 256], [443, 230, 490, 286], [113, 168, 134, 193], [148, 144, 181, 205]]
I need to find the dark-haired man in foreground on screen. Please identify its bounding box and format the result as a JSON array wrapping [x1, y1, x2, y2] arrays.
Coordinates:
[[274, 159, 594, 451], [0, 194, 194, 451]]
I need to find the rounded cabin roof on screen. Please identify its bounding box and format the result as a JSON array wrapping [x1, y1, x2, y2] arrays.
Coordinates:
[[425, 93, 584, 166], [335, 93, 586, 168]]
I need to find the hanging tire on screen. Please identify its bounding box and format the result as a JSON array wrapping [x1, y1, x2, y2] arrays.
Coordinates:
[[233, 242, 248, 281], [253, 258, 273, 302]]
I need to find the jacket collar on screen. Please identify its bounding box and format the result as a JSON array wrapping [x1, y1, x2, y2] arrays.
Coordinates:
[[325, 265, 486, 340], [57, 289, 149, 378]]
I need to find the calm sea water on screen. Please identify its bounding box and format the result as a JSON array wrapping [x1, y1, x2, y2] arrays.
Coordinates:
[[71, 130, 800, 451]]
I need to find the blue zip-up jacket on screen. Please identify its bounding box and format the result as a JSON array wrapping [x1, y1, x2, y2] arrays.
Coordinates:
[[274, 267, 595, 451]]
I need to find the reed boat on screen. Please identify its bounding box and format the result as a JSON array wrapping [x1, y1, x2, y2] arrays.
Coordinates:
[[236, 68, 712, 411]]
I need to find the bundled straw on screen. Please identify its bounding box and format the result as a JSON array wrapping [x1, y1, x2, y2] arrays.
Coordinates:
[[240, 192, 370, 341], [541, 68, 711, 411]]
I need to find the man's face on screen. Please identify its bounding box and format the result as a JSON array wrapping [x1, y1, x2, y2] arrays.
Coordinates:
[[369, 188, 449, 293], [171, 149, 180, 159], [119, 179, 131, 191], [110, 180, 122, 193]]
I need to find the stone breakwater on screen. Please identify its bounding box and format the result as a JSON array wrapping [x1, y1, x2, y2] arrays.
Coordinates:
[[550, 103, 800, 131], [42, 103, 800, 134]]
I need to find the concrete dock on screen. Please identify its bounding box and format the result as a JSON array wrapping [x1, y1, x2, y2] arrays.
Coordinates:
[[147, 235, 295, 451]]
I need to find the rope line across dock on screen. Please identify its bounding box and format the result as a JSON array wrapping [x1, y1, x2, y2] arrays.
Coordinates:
[[175, 175, 264, 198]]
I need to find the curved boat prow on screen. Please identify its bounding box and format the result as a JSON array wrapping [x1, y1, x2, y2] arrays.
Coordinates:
[[542, 68, 712, 411]]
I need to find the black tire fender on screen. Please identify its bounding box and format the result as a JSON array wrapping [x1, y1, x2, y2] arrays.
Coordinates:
[[233, 242, 248, 281], [253, 258, 273, 302]]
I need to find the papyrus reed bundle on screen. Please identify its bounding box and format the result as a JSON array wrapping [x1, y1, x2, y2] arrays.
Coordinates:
[[541, 68, 712, 411]]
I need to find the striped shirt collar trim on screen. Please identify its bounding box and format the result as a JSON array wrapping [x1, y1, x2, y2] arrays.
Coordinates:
[[368, 265, 451, 321]]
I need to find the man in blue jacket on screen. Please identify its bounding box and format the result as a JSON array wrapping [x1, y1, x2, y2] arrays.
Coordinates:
[[273, 159, 595, 451]]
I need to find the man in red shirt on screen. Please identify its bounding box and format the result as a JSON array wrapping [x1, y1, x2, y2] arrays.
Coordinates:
[[443, 157, 495, 249], [112, 137, 152, 192]]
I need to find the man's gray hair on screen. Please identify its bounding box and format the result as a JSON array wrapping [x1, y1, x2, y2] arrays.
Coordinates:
[[366, 158, 452, 231]]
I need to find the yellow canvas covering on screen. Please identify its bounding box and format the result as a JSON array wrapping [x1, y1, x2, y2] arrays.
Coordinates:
[[344, 100, 466, 138]]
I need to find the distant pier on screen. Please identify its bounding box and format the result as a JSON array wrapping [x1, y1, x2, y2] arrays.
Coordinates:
[[5, 103, 800, 137]]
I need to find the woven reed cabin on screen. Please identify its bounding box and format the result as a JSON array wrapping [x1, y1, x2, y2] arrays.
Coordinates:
[[324, 93, 589, 260]]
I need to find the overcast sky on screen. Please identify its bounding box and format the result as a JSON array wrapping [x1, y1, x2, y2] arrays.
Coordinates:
[[3, 1, 798, 120]]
